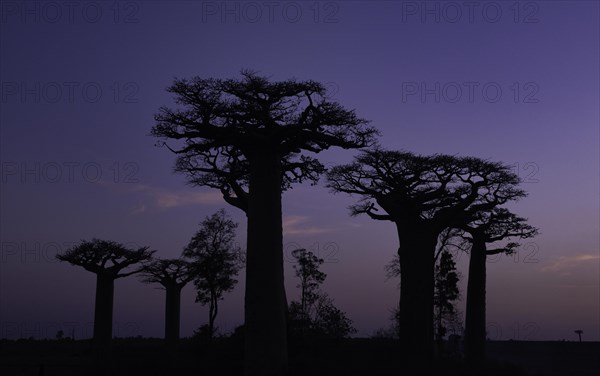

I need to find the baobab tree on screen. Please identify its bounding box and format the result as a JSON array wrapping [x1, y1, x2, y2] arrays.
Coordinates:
[[140, 258, 195, 349], [386, 228, 464, 345], [461, 208, 538, 364], [327, 149, 525, 366], [152, 70, 377, 375], [56, 239, 154, 361], [183, 209, 243, 339]]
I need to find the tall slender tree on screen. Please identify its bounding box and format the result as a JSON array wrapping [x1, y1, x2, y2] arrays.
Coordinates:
[[140, 258, 195, 348], [152, 71, 377, 375], [433, 250, 460, 343], [327, 149, 525, 366], [461, 208, 537, 364], [291, 248, 326, 324], [183, 209, 243, 339], [56, 239, 154, 362], [288, 249, 356, 339]]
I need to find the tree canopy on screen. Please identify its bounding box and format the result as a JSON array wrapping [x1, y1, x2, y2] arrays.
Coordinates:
[[152, 70, 379, 212], [57, 238, 155, 277], [462, 207, 538, 251], [183, 209, 243, 337], [327, 148, 526, 228], [140, 258, 195, 288]]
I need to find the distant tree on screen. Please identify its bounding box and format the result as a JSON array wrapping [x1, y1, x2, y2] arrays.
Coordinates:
[[152, 70, 377, 375], [384, 253, 402, 283], [55, 329, 64, 340], [291, 248, 326, 324], [327, 149, 525, 365], [574, 329, 583, 342], [311, 295, 357, 339], [461, 208, 538, 364], [433, 250, 461, 343], [56, 239, 154, 361], [140, 258, 195, 348], [371, 325, 398, 340], [288, 249, 355, 339], [183, 209, 243, 339]]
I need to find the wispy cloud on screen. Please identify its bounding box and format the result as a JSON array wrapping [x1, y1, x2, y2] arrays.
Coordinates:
[[108, 183, 223, 213], [541, 254, 600, 273], [152, 189, 222, 209], [131, 203, 147, 214], [283, 215, 332, 236]]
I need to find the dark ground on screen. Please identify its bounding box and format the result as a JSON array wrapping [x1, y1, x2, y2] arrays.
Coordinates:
[[1, 337, 598, 376]]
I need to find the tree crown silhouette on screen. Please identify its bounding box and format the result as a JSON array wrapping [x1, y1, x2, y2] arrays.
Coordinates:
[[327, 148, 526, 227], [183, 209, 243, 338], [462, 207, 538, 253], [140, 258, 195, 288], [152, 70, 379, 212], [57, 238, 155, 277]]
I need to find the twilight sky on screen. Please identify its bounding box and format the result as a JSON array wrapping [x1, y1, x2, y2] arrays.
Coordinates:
[[1, 1, 598, 342]]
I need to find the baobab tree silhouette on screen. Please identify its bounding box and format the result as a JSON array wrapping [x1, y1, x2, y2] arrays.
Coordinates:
[[460, 208, 537, 364], [56, 239, 154, 364], [327, 149, 525, 368], [152, 70, 377, 375], [140, 258, 195, 350], [385, 227, 464, 344]]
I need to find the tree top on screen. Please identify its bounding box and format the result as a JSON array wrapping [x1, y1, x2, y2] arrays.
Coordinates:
[[327, 148, 527, 227], [56, 238, 155, 278]]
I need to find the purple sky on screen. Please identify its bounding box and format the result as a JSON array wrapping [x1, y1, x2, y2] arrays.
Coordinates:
[[1, 1, 598, 342]]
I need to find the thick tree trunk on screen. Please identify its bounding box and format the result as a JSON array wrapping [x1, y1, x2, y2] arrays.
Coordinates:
[[165, 285, 182, 347], [93, 273, 114, 363], [464, 237, 487, 364], [244, 149, 288, 376], [164, 285, 182, 369], [396, 222, 437, 369]]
